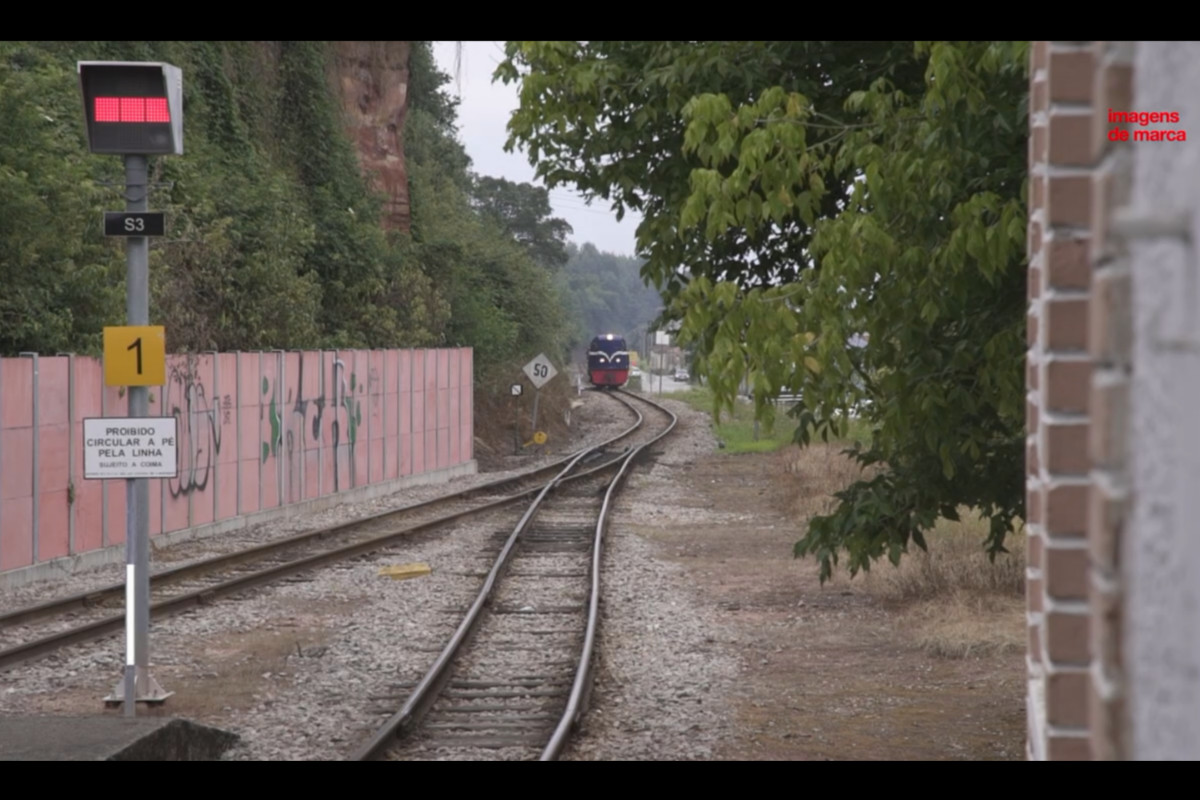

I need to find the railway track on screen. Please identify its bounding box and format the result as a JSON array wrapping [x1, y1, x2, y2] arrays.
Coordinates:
[[352, 389, 676, 761], [0, 390, 655, 673]]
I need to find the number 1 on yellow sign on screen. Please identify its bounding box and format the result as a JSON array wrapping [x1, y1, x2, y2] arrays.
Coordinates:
[[103, 326, 166, 387]]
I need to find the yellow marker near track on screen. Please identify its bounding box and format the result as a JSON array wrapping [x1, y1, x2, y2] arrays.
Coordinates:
[[379, 562, 432, 581]]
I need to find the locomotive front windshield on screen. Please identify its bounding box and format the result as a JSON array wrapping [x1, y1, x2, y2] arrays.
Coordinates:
[[588, 336, 628, 367]]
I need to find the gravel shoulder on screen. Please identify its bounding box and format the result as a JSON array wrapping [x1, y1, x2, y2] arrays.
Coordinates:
[[0, 388, 1025, 760]]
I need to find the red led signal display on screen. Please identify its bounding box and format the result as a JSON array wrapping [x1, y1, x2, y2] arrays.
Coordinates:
[[93, 97, 170, 123]]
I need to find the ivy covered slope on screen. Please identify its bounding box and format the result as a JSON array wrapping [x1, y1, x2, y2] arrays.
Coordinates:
[[497, 41, 1029, 581], [0, 41, 578, 385]]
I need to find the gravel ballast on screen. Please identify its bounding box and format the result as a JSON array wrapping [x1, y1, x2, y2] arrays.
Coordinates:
[[0, 391, 747, 760]]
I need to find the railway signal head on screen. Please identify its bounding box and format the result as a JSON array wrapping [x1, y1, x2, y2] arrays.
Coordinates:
[[78, 61, 183, 155]]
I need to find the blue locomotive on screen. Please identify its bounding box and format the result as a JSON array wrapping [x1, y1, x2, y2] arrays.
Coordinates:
[[587, 333, 630, 389]]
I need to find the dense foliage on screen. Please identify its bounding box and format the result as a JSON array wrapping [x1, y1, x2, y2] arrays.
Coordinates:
[[497, 41, 1030, 581], [0, 41, 580, 387]]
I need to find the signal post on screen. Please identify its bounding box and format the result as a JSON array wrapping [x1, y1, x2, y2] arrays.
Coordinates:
[[78, 61, 183, 715]]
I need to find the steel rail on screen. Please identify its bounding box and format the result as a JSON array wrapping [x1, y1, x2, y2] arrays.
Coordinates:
[[0, 391, 641, 633], [0, 392, 648, 673], [540, 389, 678, 760], [350, 390, 659, 761], [350, 391, 676, 762]]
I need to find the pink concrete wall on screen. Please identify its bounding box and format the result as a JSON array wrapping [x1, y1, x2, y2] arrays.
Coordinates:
[[0, 348, 473, 574]]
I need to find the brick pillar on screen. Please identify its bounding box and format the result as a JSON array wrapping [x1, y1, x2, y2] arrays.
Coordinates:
[[1086, 41, 1134, 762], [1026, 41, 1097, 761], [1025, 40, 1049, 761]]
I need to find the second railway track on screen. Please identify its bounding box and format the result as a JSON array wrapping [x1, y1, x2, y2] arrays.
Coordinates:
[[0, 390, 667, 677]]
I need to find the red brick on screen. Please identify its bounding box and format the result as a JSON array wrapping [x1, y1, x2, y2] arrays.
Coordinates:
[[1027, 397, 1039, 433], [1029, 621, 1044, 664], [1046, 360, 1092, 413], [1029, 530, 1045, 572], [1049, 175, 1093, 227], [1032, 173, 1046, 217], [1090, 687, 1125, 761], [1047, 235, 1090, 289], [1028, 575, 1044, 614], [1047, 484, 1088, 537], [1048, 735, 1092, 760], [1105, 61, 1133, 106], [1050, 113, 1095, 165], [1046, 547, 1089, 599], [1090, 165, 1113, 263], [1028, 357, 1040, 390], [1089, 268, 1132, 366], [1027, 314, 1039, 349], [1027, 437, 1040, 476], [1047, 670, 1091, 727], [1047, 610, 1091, 664], [1046, 423, 1089, 475], [1031, 123, 1048, 166], [1032, 76, 1048, 115], [1033, 42, 1049, 74], [1046, 298, 1089, 351], [1092, 582, 1123, 673], [1089, 377, 1128, 468], [1092, 63, 1135, 162], [1089, 671, 1123, 762], [1088, 482, 1126, 573], [1029, 219, 1044, 260], [1049, 50, 1096, 104], [1027, 485, 1044, 525]]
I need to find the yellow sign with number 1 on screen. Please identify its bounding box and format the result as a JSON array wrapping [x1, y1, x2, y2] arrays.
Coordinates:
[[103, 326, 166, 387]]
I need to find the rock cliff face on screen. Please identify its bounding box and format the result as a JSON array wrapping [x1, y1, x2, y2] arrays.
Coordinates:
[[330, 41, 411, 233]]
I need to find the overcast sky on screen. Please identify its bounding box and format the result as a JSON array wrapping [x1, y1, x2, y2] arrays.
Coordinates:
[[431, 41, 643, 258]]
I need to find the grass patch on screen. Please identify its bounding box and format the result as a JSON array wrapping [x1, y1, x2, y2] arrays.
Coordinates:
[[857, 512, 1026, 603], [770, 443, 1026, 660], [663, 384, 876, 453], [663, 385, 803, 453], [849, 511, 1027, 658]]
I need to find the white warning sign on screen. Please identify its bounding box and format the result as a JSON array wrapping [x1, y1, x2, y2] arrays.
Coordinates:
[[83, 417, 178, 479]]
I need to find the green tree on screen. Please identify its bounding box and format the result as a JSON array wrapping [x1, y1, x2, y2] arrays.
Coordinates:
[[497, 41, 1029, 581], [404, 43, 575, 381], [0, 43, 124, 356], [469, 175, 573, 270]]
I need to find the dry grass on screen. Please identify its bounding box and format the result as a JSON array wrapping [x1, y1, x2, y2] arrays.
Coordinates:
[[772, 442, 1027, 660]]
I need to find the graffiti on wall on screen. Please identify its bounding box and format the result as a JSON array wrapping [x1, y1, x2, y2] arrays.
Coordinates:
[[262, 376, 281, 464], [330, 358, 364, 492], [0, 347, 471, 575], [165, 358, 222, 499], [255, 356, 367, 499]]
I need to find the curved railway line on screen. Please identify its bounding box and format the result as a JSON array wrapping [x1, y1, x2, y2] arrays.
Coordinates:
[[0, 390, 671, 693], [352, 389, 677, 761]]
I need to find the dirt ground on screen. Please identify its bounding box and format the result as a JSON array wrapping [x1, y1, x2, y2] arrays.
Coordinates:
[[0, 387, 1026, 760], [629, 446, 1027, 761]]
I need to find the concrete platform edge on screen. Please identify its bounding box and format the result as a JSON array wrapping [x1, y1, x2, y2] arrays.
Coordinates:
[[0, 715, 241, 761]]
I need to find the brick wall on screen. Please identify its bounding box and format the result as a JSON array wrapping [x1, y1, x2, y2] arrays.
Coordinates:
[[1085, 41, 1134, 763], [1025, 41, 1134, 761]]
